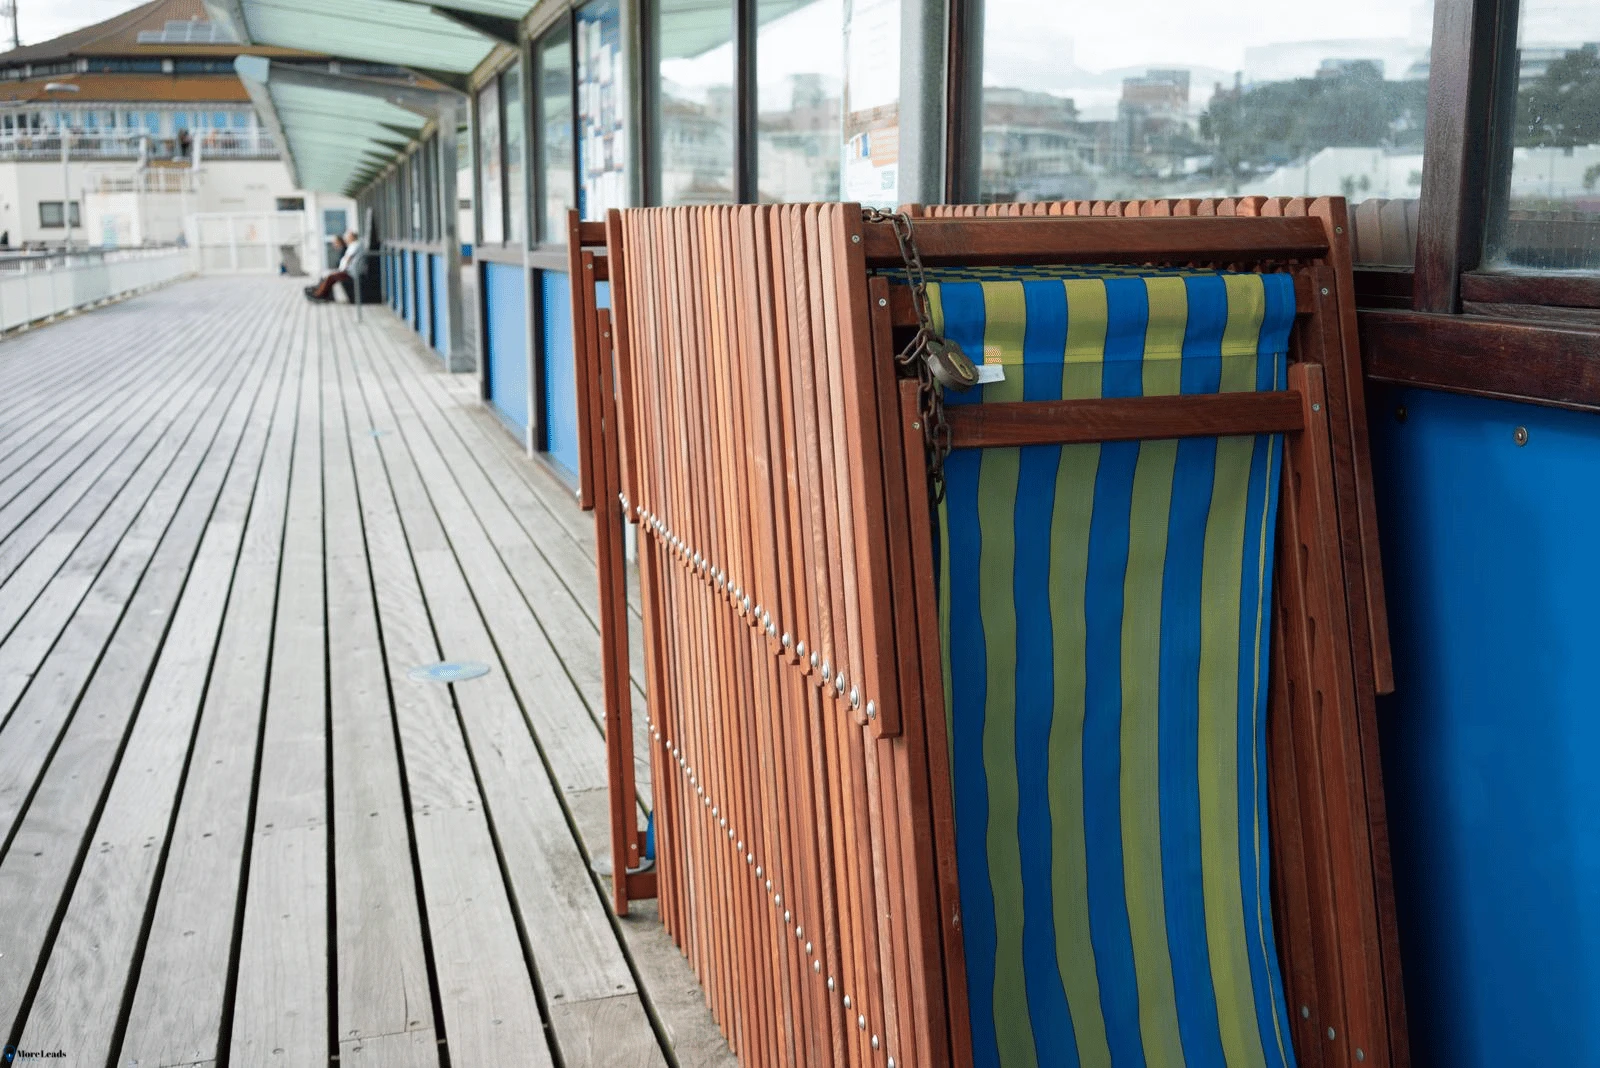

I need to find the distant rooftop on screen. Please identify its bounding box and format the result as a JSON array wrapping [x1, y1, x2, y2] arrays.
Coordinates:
[[0, 0, 312, 67]]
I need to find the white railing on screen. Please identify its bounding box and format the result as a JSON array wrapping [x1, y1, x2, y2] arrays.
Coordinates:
[[0, 246, 194, 331], [188, 211, 316, 275], [87, 168, 197, 194], [0, 131, 278, 161]]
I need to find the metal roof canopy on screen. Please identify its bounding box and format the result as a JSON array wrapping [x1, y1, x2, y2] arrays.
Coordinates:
[[234, 53, 454, 194]]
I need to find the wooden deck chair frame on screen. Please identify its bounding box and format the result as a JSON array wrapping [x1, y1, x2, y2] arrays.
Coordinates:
[[572, 201, 1406, 1068]]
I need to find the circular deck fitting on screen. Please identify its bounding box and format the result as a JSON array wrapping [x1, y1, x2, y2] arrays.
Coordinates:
[[406, 661, 491, 684]]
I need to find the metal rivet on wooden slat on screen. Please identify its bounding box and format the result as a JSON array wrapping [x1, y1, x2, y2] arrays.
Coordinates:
[[796, 640, 807, 657], [814, 960, 821, 972], [784, 910, 791, 923], [872, 1035, 880, 1050], [821, 662, 832, 683], [850, 687, 860, 709], [797, 926, 804, 939], [834, 673, 846, 696], [858, 1015, 866, 1031], [805, 941, 813, 954], [828, 977, 835, 991], [1327, 1028, 1336, 1041], [756, 866, 763, 877], [747, 853, 754, 864], [782, 633, 792, 650], [843, 995, 851, 1009], [888, 1058, 896, 1068], [866, 700, 877, 720]]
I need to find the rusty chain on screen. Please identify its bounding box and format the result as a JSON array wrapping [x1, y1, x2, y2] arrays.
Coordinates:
[[862, 208, 976, 504]]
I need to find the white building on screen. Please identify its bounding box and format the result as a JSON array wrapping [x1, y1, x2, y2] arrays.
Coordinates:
[[0, 0, 351, 260]]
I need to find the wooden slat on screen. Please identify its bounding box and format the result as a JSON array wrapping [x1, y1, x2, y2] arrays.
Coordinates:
[[862, 214, 1330, 266], [945, 391, 1306, 448]]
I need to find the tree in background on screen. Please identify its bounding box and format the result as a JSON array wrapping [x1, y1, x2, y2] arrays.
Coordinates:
[[1516, 43, 1600, 149]]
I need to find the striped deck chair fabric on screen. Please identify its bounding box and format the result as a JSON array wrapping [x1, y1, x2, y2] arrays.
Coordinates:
[[922, 266, 1298, 1068]]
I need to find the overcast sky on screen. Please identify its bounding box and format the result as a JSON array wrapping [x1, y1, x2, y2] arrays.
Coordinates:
[[19, 0, 135, 47], [22, 0, 1600, 74]]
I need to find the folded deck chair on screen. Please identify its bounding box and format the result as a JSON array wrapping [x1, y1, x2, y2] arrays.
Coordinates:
[[931, 265, 1298, 1068]]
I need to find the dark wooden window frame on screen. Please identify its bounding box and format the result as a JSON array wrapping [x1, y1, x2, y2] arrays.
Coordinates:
[[944, 0, 1600, 413], [640, 0, 759, 206]]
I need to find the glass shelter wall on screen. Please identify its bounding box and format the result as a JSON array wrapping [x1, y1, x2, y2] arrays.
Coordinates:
[[653, 0, 736, 204], [1484, 0, 1600, 272], [979, 0, 1436, 264]]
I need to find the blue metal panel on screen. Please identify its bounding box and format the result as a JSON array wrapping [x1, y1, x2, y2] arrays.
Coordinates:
[[413, 252, 430, 340], [429, 253, 448, 356], [1371, 386, 1600, 1068], [483, 262, 528, 436], [393, 251, 406, 321], [539, 270, 579, 481]]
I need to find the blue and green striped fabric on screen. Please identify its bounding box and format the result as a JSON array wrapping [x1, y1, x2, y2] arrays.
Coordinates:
[[924, 266, 1298, 1068]]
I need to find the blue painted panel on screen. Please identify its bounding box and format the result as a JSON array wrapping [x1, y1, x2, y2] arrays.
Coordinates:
[[429, 253, 448, 356], [393, 251, 406, 321], [539, 270, 579, 481], [413, 252, 430, 340], [1371, 386, 1600, 1068], [483, 262, 528, 435]]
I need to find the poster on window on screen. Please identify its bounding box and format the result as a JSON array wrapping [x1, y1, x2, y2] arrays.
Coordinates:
[[841, 0, 899, 207], [578, 0, 628, 219]]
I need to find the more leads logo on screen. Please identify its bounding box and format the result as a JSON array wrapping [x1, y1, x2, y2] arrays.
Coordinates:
[[2, 1049, 68, 1061]]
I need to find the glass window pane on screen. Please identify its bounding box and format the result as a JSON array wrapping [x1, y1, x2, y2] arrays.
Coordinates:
[[539, 26, 575, 241], [503, 64, 527, 245], [757, 0, 843, 202], [579, 0, 627, 219], [1485, 4, 1600, 272], [478, 79, 504, 244], [980, 0, 1434, 264], [654, 0, 735, 204]]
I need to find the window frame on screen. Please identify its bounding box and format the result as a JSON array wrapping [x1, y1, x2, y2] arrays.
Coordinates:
[[948, 0, 1598, 318], [38, 200, 81, 228]]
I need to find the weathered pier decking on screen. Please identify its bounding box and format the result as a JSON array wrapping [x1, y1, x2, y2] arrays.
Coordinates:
[[0, 276, 735, 1068]]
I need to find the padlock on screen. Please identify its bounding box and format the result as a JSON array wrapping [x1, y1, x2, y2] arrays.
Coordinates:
[[923, 334, 980, 392]]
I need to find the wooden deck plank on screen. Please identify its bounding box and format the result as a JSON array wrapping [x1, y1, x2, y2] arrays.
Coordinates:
[[0, 304, 190, 462], [0, 294, 285, 1046], [16, 295, 293, 1063], [0, 315, 236, 588], [116, 298, 307, 1068], [361, 332, 653, 809], [0, 278, 735, 1068], [0, 345, 255, 735], [0, 311, 235, 567], [0, 295, 280, 840], [227, 307, 331, 1068], [331, 334, 555, 1068], [321, 312, 440, 1063]]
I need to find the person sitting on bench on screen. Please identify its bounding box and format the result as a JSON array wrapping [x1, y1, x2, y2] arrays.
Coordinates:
[[305, 230, 364, 302]]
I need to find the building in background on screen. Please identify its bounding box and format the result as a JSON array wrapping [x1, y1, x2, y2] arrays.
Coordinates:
[[0, 0, 351, 252]]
